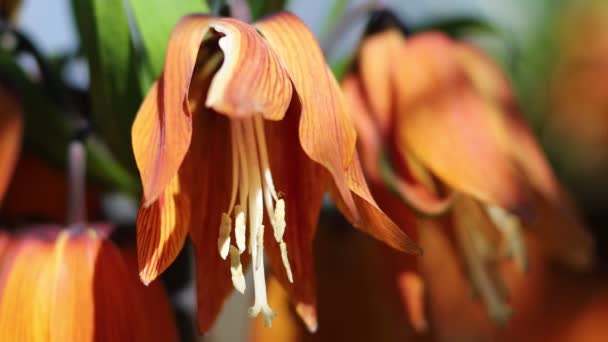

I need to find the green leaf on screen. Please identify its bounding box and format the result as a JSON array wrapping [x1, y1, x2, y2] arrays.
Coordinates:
[[329, 53, 355, 82], [0, 50, 139, 195], [247, 0, 286, 20], [71, 0, 142, 170], [320, 0, 350, 38], [126, 0, 209, 86]]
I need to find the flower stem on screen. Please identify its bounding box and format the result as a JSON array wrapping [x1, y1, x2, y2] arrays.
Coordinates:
[[228, 0, 251, 22], [67, 140, 86, 226]]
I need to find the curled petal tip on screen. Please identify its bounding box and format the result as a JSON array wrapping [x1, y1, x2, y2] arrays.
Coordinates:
[[295, 303, 318, 333], [142, 198, 155, 209], [139, 271, 153, 286]]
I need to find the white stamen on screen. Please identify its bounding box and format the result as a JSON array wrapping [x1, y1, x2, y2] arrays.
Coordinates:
[[218, 213, 231, 260], [234, 205, 247, 253], [228, 122, 239, 213], [454, 205, 512, 324], [256, 224, 265, 270], [243, 119, 275, 326], [254, 115, 279, 201], [220, 117, 293, 328], [244, 120, 263, 256], [229, 245, 246, 293], [234, 120, 250, 237], [280, 242, 293, 283], [273, 199, 286, 243], [486, 205, 527, 272]]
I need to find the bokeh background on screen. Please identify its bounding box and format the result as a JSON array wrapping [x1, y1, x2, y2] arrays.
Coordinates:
[[7, 0, 608, 340]]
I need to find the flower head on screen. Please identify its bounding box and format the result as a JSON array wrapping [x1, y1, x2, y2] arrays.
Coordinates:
[[132, 12, 420, 332], [0, 225, 177, 341], [342, 28, 594, 326]]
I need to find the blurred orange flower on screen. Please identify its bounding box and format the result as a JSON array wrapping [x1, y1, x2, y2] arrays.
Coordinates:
[[547, 0, 608, 200], [0, 225, 178, 342], [250, 218, 608, 342], [341, 29, 594, 327], [132, 12, 419, 332]]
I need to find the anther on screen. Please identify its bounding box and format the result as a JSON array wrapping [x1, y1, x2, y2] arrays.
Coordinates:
[[273, 199, 286, 242], [229, 246, 246, 293], [218, 213, 232, 259], [255, 225, 265, 270], [234, 205, 247, 253]]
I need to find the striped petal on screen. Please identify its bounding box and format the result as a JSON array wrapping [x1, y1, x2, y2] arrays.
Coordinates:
[[0, 226, 177, 341], [133, 15, 293, 205], [183, 108, 237, 333], [262, 103, 328, 332], [137, 172, 190, 284], [256, 12, 420, 254], [342, 74, 455, 216]]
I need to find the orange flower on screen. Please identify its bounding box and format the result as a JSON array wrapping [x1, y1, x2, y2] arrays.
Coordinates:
[[0, 225, 178, 341], [342, 29, 594, 326], [132, 12, 420, 332], [250, 219, 608, 342], [0, 84, 23, 205]]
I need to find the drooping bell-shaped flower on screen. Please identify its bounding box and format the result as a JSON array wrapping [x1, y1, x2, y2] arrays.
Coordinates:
[[0, 225, 178, 342], [342, 28, 594, 326], [132, 12, 420, 332]]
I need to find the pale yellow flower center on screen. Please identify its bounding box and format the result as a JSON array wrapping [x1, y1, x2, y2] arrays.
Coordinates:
[[217, 115, 293, 328]]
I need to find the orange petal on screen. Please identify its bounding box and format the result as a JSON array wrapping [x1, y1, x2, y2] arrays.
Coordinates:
[[134, 15, 294, 205], [254, 12, 357, 182], [262, 102, 328, 332], [122, 248, 179, 342], [525, 193, 594, 270], [165, 15, 292, 121], [343, 74, 454, 216], [132, 78, 192, 206], [0, 226, 176, 341], [0, 231, 9, 260], [397, 271, 428, 333], [393, 32, 531, 215], [256, 13, 418, 254], [137, 172, 191, 284], [418, 219, 495, 341], [342, 74, 383, 183], [183, 109, 236, 333], [358, 29, 405, 133], [331, 150, 422, 254], [0, 231, 56, 340], [496, 111, 594, 269], [0, 85, 22, 204], [456, 43, 513, 108]]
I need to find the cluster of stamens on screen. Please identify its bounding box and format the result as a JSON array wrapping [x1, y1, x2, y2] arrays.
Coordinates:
[[217, 115, 293, 327], [453, 202, 526, 325]]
